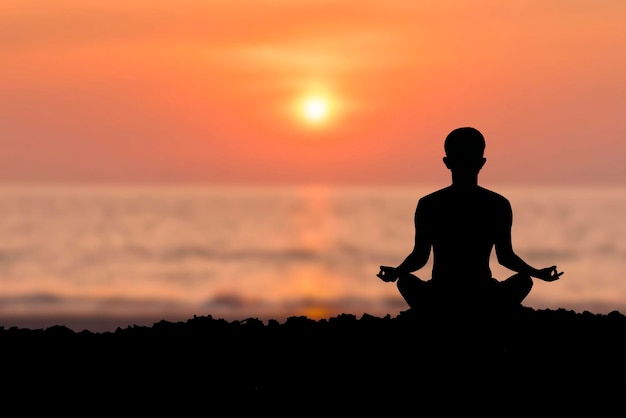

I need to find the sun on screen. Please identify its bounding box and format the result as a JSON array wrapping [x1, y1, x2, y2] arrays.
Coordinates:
[[301, 96, 330, 124], [289, 89, 342, 129]]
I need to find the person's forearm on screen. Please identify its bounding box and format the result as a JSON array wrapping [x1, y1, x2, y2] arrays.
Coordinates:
[[501, 254, 540, 277], [396, 259, 414, 274], [397, 251, 427, 274]]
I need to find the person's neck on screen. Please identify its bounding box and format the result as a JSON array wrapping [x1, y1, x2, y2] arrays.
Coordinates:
[[450, 172, 479, 189]]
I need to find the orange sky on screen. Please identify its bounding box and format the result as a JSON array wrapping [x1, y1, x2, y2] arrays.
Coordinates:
[[1, 0, 625, 186]]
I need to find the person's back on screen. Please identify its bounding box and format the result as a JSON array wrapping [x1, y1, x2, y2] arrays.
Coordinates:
[[420, 185, 510, 286]]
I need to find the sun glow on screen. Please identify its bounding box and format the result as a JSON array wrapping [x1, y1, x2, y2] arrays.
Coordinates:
[[301, 96, 330, 124]]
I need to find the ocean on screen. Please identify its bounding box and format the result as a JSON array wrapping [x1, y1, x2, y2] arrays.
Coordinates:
[[0, 184, 624, 332]]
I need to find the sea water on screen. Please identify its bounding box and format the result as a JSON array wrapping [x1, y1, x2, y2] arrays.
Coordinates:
[[0, 184, 624, 332]]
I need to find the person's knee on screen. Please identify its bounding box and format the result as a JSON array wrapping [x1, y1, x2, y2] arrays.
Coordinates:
[[396, 273, 419, 292], [509, 272, 532, 286], [507, 273, 533, 303], [396, 274, 426, 309], [519, 273, 533, 292]]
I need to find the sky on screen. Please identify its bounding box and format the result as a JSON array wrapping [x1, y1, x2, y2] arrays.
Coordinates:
[[2, 0, 625, 187]]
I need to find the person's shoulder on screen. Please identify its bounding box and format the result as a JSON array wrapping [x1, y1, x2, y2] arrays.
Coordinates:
[[477, 186, 511, 206], [418, 186, 452, 204]]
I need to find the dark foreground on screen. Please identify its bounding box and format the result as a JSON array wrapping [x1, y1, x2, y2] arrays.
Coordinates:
[[2, 307, 625, 415]]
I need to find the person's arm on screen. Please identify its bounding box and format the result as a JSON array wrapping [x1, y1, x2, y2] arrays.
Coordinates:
[[496, 243, 562, 281], [494, 202, 563, 282], [378, 200, 431, 282], [396, 225, 430, 275]]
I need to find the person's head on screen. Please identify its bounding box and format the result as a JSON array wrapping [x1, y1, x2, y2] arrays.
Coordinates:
[[443, 127, 486, 174]]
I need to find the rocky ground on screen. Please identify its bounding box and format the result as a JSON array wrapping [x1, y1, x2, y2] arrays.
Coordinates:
[[2, 307, 625, 415]]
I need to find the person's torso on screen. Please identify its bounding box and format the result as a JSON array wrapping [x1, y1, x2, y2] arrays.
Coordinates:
[[419, 186, 510, 284]]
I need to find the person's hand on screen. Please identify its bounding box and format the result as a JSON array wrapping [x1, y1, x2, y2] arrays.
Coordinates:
[[377, 265, 399, 282], [535, 266, 563, 282]]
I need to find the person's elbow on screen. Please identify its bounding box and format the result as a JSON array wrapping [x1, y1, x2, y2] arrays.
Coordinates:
[[408, 248, 430, 270], [495, 248, 518, 269]]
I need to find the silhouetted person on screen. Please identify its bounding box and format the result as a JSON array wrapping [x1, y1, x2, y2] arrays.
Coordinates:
[[377, 127, 563, 314]]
